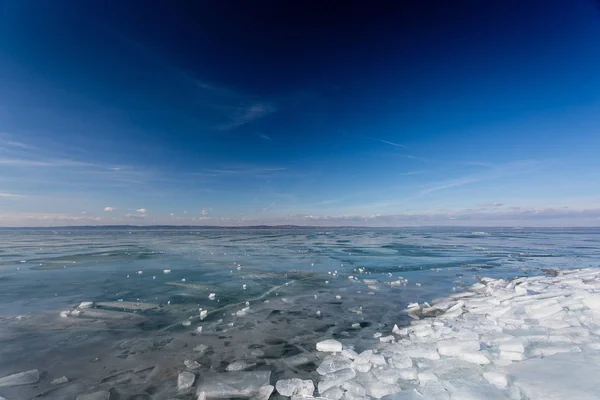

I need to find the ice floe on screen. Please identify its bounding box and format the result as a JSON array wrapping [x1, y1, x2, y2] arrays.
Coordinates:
[[304, 268, 600, 399]]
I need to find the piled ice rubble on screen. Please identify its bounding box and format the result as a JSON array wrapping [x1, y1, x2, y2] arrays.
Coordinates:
[[307, 268, 600, 400]]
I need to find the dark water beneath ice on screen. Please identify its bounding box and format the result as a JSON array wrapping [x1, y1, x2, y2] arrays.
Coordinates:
[[1, 227, 599, 399]]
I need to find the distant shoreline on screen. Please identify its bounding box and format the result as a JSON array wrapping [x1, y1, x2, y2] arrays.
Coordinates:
[[0, 225, 598, 230]]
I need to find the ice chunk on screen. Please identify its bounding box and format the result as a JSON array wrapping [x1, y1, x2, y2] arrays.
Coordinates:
[[251, 385, 274, 400], [381, 389, 425, 400], [196, 371, 271, 399], [380, 335, 395, 343], [320, 386, 345, 400], [526, 303, 563, 319], [316, 339, 343, 352], [499, 338, 528, 353], [366, 382, 402, 398], [509, 352, 600, 398], [582, 294, 600, 312], [185, 359, 201, 369], [437, 340, 480, 356], [200, 309, 208, 320], [51, 376, 69, 385], [318, 368, 356, 393], [417, 371, 438, 385], [390, 354, 412, 369], [341, 349, 359, 360], [209, 293, 216, 300], [194, 344, 209, 354], [163, 269, 171, 273], [76, 392, 111, 400], [393, 324, 408, 336], [456, 351, 490, 365], [483, 371, 508, 388], [405, 347, 440, 360], [397, 368, 418, 381], [78, 301, 93, 309], [370, 353, 387, 365], [0, 369, 40, 387], [499, 351, 525, 361], [178, 371, 196, 391], [317, 355, 352, 375], [226, 360, 256, 372], [342, 381, 367, 397], [374, 332, 383, 338], [374, 368, 403, 384], [275, 378, 314, 397]]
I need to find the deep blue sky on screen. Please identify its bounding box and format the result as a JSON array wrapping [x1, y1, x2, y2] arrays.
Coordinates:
[[1, 0, 600, 226]]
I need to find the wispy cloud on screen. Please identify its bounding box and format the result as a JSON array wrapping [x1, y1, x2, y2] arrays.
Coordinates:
[[217, 102, 276, 130], [104, 206, 115, 212], [0, 133, 32, 150], [378, 139, 407, 148], [136, 208, 147, 213], [420, 176, 482, 195], [0, 157, 95, 167], [420, 160, 544, 196], [259, 134, 271, 140], [0, 192, 23, 198], [125, 213, 146, 219]]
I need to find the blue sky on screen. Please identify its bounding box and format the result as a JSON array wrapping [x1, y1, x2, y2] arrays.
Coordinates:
[[1, 0, 600, 226]]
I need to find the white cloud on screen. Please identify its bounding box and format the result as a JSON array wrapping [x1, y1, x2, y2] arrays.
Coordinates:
[[136, 208, 147, 213], [201, 209, 208, 215], [81, 211, 87, 214], [170, 212, 175, 216], [104, 206, 115, 212]]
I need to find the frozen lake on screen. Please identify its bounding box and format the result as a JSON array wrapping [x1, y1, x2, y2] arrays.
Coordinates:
[[1, 227, 599, 399]]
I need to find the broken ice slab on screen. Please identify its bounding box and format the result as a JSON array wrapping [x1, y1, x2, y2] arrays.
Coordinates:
[[0, 369, 39, 387], [50, 376, 69, 384], [76, 391, 111, 400], [226, 360, 257, 372], [318, 368, 356, 393], [317, 355, 352, 375], [252, 385, 274, 400], [316, 339, 343, 352], [178, 371, 196, 391], [275, 378, 315, 397], [437, 339, 480, 356], [381, 389, 425, 400], [196, 371, 271, 398], [185, 359, 201, 369]]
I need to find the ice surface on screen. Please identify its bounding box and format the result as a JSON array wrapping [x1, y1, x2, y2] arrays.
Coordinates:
[[76, 391, 111, 400], [196, 371, 271, 398], [0, 369, 39, 387]]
